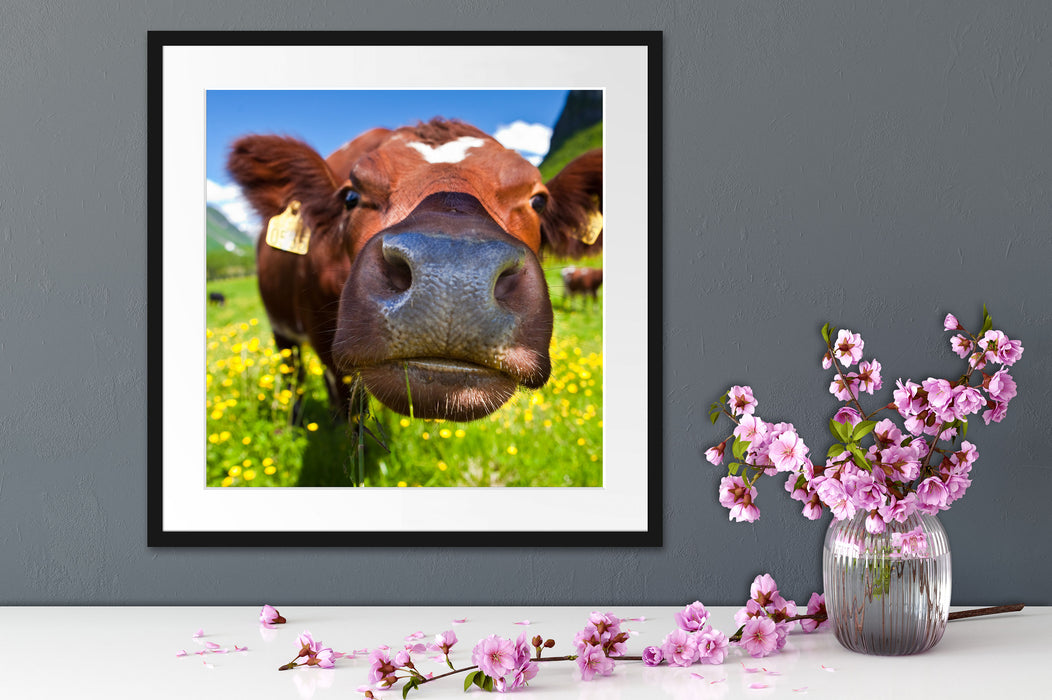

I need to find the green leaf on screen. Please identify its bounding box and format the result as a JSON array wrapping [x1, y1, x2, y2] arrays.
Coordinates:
[[709, 411, 720, 425], [482, 675, 494, 692], [829, 418, 850, 443], [728, 462, 740, 476], [851, 420, 877, 440], [961, 418, 969, 440], [795, 474, 808, 490], [979, 304, 993, 335], [732, 438, 750, 460], [821, 323, 831, 343], [466, 671, 480, 692], [847, 443, 872, 470], [827, 443, 846, 459], [403, 678, 419, 699]]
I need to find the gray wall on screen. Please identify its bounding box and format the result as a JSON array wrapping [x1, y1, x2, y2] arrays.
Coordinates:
[[1, 1, 1049, 606]]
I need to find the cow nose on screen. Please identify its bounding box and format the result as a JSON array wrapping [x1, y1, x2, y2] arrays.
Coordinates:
[[378, 231, 526, 316]]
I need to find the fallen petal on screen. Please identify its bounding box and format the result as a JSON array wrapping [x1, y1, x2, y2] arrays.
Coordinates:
[[202, 661, 214, 670], [405, 631, 425, 641], [793, 688, 809, 693], [710, 678, 726, 685], [741, 663, 761, 674], [205, 641, 221, 649], [749, 683, 769, 689], [175, 650, 188, 657], [690, 673, 705, 680], [452, 619, 468, 624], [821, 665, 835, 672], [627, 616, 647, 622], [193, 628, 204, 638], [513, 620, 531, 625], [234, 645, 249, 652]]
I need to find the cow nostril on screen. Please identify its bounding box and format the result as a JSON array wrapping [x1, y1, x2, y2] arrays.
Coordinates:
[[382, 255, 413, 294], [493, 264, 522, 302]]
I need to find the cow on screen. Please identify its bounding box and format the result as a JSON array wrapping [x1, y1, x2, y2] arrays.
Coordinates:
[[227, 118, 602, 423], [208, 291, 227, 306], [560, 266, 604, 308]]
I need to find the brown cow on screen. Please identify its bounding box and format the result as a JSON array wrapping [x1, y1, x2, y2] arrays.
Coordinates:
[[228, 119, 602, 422], [561, 266, 604, 308]]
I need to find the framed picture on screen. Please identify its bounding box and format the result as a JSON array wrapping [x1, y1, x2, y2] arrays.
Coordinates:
[[147, 31, 662, 546]]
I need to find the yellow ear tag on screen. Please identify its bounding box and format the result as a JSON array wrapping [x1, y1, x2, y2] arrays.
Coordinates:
[[578, 208, 603, 245], [265, 200, 311, 255]]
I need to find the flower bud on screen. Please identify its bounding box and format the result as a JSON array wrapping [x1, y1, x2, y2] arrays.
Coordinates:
[[543, 638, 556, 648]]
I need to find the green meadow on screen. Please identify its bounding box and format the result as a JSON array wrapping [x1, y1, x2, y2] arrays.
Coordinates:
[[204, 256, 603, 488]]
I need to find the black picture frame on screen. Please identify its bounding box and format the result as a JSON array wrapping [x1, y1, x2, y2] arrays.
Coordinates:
[[147, 30, 662, 547]]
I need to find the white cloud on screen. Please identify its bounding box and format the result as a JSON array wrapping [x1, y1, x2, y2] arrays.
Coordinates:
[[493, 121, 552, 164], [206, 179, 258, 235]]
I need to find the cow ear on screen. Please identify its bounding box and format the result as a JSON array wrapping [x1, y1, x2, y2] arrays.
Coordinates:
[[226, 135, 344, 235], [540, 148, 603, 257]]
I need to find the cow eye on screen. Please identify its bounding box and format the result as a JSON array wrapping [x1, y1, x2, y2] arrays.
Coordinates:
[[529, 194, 548, 213], [343, 189, 361, 210]]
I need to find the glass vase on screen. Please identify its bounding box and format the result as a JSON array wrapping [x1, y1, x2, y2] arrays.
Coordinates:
[[822, 510, 951, 655]]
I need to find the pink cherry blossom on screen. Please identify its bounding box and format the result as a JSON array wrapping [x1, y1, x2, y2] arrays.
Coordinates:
[[728, 385, 758, 417], [951, 385, 984, 417], [800, 593, 829, 633], [695, 628, 729, 665], [922, 378, 953, 408], [674, 601, 710, 632], [986, 368, 1017, 402], [259, 605, 285, 626], [734, 599, 768, 627], [833, 406, 862, 427], [833, 329, 864, 367], [750, 574, 779, 607], [997, 338, 1024, 366], [768, 430, 808, 472], [661, 629, 699, 667], [719, 475, 760, 523], [739, 617, 779, 658], [430, 630, 458, 655], [891, 526, 928, 557], [950, 334, 973, 359], [983, 400, 1008, 424], [893, 379, 924, 416], [576, 644, 614, 680], [642, 645, 663, 666], [733, 414, 769, 442], [915, 477, 949, 513], [816, 477, 856, 520], [368, 649, 397, 686], [829, 373, 860, 401], [856, 359, 882, 394], [472, 635, 517, 681], [943, 313, 960, 331], [704, 441, 726, 465]]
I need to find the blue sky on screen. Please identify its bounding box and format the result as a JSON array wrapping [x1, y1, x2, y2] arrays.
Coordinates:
[[206, 89, 570, 233]]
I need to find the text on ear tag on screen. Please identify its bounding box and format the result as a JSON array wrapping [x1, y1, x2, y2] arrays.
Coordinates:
[[265, 200, 311, 255]]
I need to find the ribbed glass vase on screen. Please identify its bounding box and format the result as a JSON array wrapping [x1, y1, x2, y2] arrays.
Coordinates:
[[822, 510, 951, 655]]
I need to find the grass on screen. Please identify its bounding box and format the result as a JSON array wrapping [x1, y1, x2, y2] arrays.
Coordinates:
[[204, 254, 603, 488]]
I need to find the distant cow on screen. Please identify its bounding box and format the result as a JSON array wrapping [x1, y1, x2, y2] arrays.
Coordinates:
[[561, 267, 603, 307], [228, 118, 603, 421], [208, 291, 226, 306]]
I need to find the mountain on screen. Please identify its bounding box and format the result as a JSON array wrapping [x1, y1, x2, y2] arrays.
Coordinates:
[[538, 91, 603, 182], [206, 205, 256, 279], [206, 205, 254, 254], [546, 90, 603, 157]]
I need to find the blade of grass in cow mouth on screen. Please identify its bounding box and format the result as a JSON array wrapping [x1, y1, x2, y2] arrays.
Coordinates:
[[358, 358, 517, 421]]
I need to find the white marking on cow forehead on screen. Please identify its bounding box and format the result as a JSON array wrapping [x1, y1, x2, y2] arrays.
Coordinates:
[[407, 136, 486, 164]]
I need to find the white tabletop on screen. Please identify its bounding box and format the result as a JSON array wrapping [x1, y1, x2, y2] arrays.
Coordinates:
[[0, 605, 1044, 699]]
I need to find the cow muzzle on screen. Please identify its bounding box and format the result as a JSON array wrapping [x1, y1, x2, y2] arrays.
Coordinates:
[[334, 193, 553, 421]]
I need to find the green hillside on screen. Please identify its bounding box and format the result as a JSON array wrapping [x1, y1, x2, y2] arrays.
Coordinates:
[[206, 205, 254, 252], [538, 121, 603, 182], [206, 205, 256, 280]]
